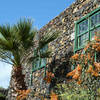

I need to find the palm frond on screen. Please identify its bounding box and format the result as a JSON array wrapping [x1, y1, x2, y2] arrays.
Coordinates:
[[39, 31, 60, 49], [13, 18, 37, 50], [0, 38, 13, 51], [0, 49, 14, 65], [0, 59, 13, 65], [0, 24, 12, 40]]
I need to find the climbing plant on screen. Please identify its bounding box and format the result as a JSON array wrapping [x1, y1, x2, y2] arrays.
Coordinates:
[[66, 31, 100, 100]]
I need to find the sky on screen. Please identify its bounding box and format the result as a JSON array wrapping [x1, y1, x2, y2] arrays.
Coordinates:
[[0, 0, 75, 88]]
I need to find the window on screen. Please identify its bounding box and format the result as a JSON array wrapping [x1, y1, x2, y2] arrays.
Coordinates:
[[30, 46, 47, 85], [32, 46, 47, 72], [74, 7, 100, 53]]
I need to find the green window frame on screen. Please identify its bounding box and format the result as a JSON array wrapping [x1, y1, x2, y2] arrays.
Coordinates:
[[30, 46, 47, 86], [74, 7, 100, 53], [32, 46, 47, 72]]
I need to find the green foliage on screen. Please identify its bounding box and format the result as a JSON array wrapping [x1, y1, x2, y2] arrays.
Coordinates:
[[38, 30, 59, 49], [0, 93, 5, 98], [54, 83, 100, 100], [0, 18, 37, 66]]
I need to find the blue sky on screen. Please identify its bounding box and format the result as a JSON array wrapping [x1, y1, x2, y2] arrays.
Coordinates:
[[0, 0, 75, 88]]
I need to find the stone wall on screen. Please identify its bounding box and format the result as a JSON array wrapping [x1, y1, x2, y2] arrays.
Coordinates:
[[8, 0, 100, 99], [26, 0, 100, 99]]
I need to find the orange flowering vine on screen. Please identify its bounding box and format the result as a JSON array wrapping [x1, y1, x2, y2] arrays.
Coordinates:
[[84, 43, 90, 51], [71, 53, 79, 60], [65, 32, 100, 99], [92, 42, 100, 49], [94, 62, 100, 72], [43, 71, 55, 83], [66, 64, 82, 80], [77, 80, 82, 85], [86, 64, 100, 77], [50, 92, 58, 100], [16, 89, 31, 100], [96, 45, 100, 52], [94, 35, 100, 42], [92, 70, 99, 77]]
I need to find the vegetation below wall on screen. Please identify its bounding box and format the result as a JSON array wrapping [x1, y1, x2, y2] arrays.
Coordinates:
[[0, 87, 8, 100], [0, 93, 6, 100]]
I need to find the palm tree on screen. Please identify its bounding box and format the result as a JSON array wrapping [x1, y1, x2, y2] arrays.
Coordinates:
[[0, 19, 59, 99]]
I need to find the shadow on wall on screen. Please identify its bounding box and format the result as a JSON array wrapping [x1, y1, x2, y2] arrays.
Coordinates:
[[48, 46, 73, 91]]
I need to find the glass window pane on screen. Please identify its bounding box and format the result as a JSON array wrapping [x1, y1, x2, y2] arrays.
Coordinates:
[[32, 58, 40, 70], [79, 32, 89, 47], [91, 12, 100, 27], [98, 12, 100, 23], [41, 58, 46, 67], [79, 20, 88, 34], [91, 27, 100, 40], [40, 45, 47, 68]]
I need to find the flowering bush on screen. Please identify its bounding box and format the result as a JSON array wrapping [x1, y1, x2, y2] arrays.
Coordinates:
[[66, 31, 100, 100], [43, 71, 55, 83], [16, 89, 31, 100]]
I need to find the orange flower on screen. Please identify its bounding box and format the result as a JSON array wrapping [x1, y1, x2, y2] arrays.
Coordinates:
[[43, 76, 52, 83], [80, 54, 84, 59], [92, 70, 99, 77], [76, 64, 82, 71], [94, 36, 98, 41], [72, 73, 80, 80], [87, 65, 93, 73], [44, 71, 55, 84], [71, 53, 79, 60], [85, 57, 88, 65], [94, 62, 100, 72], [94, 36, 100, 42], [87, 53, 91, 60], [67, 64, 81, 80], [84, 43, 90, 51], [50, 92, 58, 100], [96, 46, 100, 52], [92, 43, 100, 49], [47, 77, 52, 83], [66, 69, 76, 77], [16, 89, 31, 100], [77, 80, 82, 85], [47, 71, 55, 78]]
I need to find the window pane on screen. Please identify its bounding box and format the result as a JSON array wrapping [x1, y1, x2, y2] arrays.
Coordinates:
[[41, 58, 46, 67], [91, 12, 100, 27], [33, 58, 40, 70], [40, 45, 47, 68], [91, 27, 100, 40], [79, 20, 88, 34], [79, 32, 89, 47]]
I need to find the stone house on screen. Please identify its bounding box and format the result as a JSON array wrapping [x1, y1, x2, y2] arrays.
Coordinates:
[[8, 0, 100, 99]]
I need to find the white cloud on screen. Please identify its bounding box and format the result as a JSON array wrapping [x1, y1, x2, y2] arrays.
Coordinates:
[[0, 61, 12, 88]]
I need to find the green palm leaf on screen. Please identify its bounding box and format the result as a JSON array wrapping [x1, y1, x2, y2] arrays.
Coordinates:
[[39, 31, 60, 49], [0, 18, 37, 66]]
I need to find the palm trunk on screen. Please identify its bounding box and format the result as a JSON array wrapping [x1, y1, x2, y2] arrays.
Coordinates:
[[7, 66, 27, 100]]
